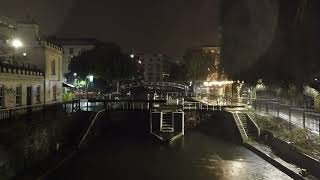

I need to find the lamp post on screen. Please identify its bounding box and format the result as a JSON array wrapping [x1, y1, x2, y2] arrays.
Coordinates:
[[236, 80, 245, 104], [86, 75, 94, 100], [11, 38, 23, 64]]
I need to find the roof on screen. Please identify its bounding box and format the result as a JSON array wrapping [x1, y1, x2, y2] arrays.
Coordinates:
[[47, 37, 99, 46]]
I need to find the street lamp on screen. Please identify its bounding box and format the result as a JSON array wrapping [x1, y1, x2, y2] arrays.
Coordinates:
[[86, 75, 94, 100], [11, 38, 23, 63], [130, 54, 135, 59]]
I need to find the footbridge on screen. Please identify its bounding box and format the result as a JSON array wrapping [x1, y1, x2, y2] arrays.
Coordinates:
[[120, 82, 190, 91]]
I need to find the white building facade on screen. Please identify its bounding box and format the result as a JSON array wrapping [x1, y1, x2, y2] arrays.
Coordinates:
[[0, 17, 63, 109], [139, 54, 173, 82], [47, 38, 97, 75]]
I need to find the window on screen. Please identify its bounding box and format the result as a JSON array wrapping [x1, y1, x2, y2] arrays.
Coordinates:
[[16, 86, 22, 106], [156, 64, 161, 72], [36, 86, 41, 103], [51, 60, 56, 75], [53, 85, 57, 101], [148, 64, 152, 72], [69, 48, 74, 55], [0, 85, 4, 108]]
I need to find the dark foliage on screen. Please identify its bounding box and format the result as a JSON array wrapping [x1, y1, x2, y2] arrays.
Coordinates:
[[68, 42, 138, 81], [221, 0, 320, 90]]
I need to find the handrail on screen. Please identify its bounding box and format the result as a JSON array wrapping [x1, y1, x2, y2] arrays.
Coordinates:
[[0, 100, 80, 112], [234, 113, 248, 140], [78, 108, 106, 148]]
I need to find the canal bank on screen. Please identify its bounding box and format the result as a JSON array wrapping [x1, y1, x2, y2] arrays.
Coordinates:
[[0, 104, 92, 180], [227, 110, 319, 179]]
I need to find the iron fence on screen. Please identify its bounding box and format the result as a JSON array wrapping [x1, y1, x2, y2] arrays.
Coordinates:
[[254, 100, 320, 134]]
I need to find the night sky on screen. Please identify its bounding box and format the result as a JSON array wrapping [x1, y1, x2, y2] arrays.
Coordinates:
[[1, 0, 221, 57]]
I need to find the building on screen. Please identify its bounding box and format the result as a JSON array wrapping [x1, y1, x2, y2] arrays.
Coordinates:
[[139, 54, 174, 82], [0, 17, 63, 109], [47, 37, 97, 75], [184, 45, 223, 81]]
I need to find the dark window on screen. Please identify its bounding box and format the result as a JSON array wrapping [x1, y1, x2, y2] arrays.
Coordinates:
[[53, 85, 57, 101], [0, 85, 4, 108], [16, 86, 22, 106], [69, 48, 74, 55], [156, 64, 161, 72], [51, 60, 56, 75], [36, 86, 41, 103]]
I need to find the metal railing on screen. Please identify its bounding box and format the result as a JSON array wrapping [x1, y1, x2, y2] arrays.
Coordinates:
[[78, 108, 106, 148], [254, 100, 320, 134], [183, 101, 222, 111], [121, 81, 189, 90], [0, 100, 81, 120]]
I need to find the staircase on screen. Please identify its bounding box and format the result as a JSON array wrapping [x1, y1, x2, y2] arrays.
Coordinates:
[[237, 113, 254, 138], [161, 112, 174, 133]]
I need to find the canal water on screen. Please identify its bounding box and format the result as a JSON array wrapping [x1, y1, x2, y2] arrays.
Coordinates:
[[49, 127, 292, 179]]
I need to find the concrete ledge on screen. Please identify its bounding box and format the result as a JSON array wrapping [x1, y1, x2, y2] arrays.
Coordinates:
[[244, 143, 305, 180]]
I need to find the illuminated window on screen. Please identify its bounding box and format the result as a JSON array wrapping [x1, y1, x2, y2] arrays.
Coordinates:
[[0, 85, 4, 108], [16, 86, 22, 106]]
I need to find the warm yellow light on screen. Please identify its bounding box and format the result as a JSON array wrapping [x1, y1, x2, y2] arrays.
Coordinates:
[[203, 80, 234, 87], [11, 39, 23, 48]]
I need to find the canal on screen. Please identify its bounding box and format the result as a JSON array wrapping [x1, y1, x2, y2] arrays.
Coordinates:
[[49, 119, 292, 180]]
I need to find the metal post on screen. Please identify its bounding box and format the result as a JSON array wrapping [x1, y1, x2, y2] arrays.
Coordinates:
[[254, 100, 256, 110], [289, 108, 292, 131], [266, 103, 269, 114], [303, 111, 306, 128], [318, 118, 320, 135]]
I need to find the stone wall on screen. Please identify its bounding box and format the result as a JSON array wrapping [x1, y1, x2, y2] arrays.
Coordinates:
[[0, 106, 91, 179], [261, 130, 320, 178]]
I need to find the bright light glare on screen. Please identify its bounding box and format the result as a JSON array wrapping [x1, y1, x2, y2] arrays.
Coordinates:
[[138, 60, 142, 64], [88, 75, 94, 82], [22, 52, 27, 56], [130, 54, 135, 58], [203, 81, 234, 87], [79, 80, 86, 86], [11, 39, 23, 48]]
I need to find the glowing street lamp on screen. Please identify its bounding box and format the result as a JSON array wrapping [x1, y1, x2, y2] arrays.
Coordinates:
[[88, 75, 94, 83], [11, 38, 23, 63], [130, 54, 135, 58], [11, 39, 23, 48]]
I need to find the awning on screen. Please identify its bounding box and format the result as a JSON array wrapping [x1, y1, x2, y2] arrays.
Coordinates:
[[63, 82, 75, 88]]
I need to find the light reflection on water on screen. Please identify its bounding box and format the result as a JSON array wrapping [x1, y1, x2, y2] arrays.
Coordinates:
[[51, 129, 292, 180]]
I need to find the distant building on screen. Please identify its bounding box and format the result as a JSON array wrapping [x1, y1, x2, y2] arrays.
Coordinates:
[[47, 37, 98, 75], [138, 54, 174, 82], [184, 45, 224, 81], [0, 17, 63, 108]]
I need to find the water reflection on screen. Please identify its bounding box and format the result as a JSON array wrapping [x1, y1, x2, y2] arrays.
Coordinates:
[[50, 129, 291, 180]]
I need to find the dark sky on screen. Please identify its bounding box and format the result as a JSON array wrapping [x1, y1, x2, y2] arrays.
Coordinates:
[[1, 0, 221, 57]]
